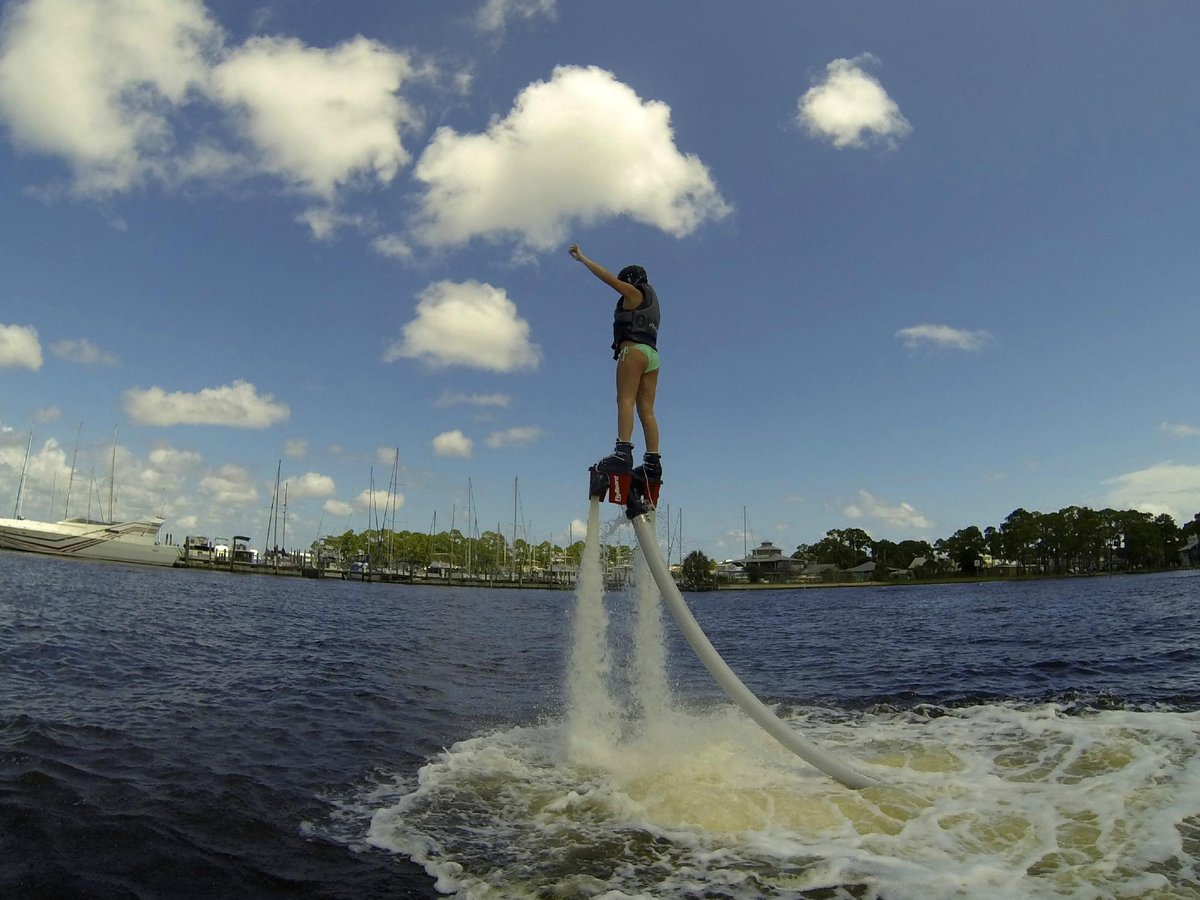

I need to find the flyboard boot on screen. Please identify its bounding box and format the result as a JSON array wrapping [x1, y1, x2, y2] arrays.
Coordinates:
[[595, 440, 633, 475], [589, 444, 661, 516], [589, 441, 633, 505], [633, 452, 661, 483]]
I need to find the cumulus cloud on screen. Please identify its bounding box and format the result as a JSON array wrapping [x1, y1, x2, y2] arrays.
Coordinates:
[[355, 487, 403, 511], [198, 463, 259, 507], [1103, 462, 1200, 523], [0, 0, 423, 218], [1161, 422, 1200, 438], [0, 0, 220, 194], [50, 338, 119, 365], [295, 206, 371, 241], [384, 280, 540, 372], [376, 447, 402, 466], [123, 379, 290, 428], [797, 54, 911, 149], [283, 438, 308, 458], [210, 35, 419, 200], [475, 0, 556, 34], [436, 391, 511, 408], [371, 233, 415, 261], [486, 425, 542, 448], [562, 517, 588, 545], [411, 65, 729, 250], [148, 444, 202, 471], [432, 430, 473, 458], [284, 471, 336, 498], [843, 490, 932, 530], [0, 322, 42, 369], [323, 498, 353, 517], [896, 324, 990, 351]]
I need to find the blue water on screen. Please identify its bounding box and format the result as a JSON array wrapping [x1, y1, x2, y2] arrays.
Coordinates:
[[2, 548, 1198, 898]]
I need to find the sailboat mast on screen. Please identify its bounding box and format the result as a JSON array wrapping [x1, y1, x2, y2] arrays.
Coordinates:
[[64, 423, 81, 519], [264, 460, 281, 556], [13, 426, 33, 518], [108, 426, 117, 522]]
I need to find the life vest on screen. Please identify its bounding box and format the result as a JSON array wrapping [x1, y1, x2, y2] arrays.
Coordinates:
[[611, 282, 659, 359]]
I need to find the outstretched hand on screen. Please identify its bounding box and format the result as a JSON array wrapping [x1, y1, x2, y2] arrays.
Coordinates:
[[568, 243, 583, 261]]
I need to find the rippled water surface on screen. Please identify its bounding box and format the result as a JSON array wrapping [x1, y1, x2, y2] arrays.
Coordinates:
[[2, 548, 1197, 898]]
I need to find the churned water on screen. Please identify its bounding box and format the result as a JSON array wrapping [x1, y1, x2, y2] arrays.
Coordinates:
[[2, 522, 1198, 898]]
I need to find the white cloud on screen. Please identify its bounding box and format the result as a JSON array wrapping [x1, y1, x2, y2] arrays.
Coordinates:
[[896, 324, 990, 351], [411, 65, 729, 250], [148, 444, 202, 471], [33, 406, 61, 424], [1161, 422, 1200, 438], [354, 488, 403, 511], [295, 206, 370, 241], [843, 490, 932, 530], [0, 0, 220, 195], [283, 438, 308, 458], [198, 463, 259, 507], [0, 322, 42, 369], [475, 0, 557, 34], [210, 35, 419, 200], [797, 54, 911, 150], [123, 379, 290, 428], [371, 233, 414, 261], [432, 430, 473, 458], [284, 472, 336, 498], [436, 391, 511, 408], [50, 338, 119, 365], [1103, 462, 1200, 523], [0, 1, 423, 215], [562, 518, 587, 545], [323, 498, 353, 517], [486, 425, 542, 448], [376, 447, 402, 466], [384, 280, 540, 372]]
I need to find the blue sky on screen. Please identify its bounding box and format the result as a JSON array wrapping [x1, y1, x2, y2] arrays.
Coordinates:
[[1, 0, 1198, 559]]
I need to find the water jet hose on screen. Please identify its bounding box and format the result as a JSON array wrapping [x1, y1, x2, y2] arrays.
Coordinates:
[[629, 512, 880, 790]]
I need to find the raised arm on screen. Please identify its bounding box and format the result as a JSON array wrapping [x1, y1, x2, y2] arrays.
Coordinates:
[[569, 244, 643, 307]]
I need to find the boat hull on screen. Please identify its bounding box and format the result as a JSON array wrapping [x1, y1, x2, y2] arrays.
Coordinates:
[[0, 516, 183, 567]]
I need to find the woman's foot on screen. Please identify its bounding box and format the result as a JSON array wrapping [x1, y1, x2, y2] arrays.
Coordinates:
[[595, 441, 634, 474]]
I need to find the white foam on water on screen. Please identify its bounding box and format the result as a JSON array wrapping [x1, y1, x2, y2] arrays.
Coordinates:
[[366, 704, 1200, 898], [362, 513, 1200, 898]]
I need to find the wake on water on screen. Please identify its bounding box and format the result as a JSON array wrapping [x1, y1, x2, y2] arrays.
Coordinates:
[[357, 507, 1200, 898]]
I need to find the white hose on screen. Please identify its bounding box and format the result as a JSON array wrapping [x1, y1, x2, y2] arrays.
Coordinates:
[[630, 513, 879, 790]]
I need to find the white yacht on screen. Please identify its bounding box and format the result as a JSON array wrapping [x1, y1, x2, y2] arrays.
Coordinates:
[[0, 514, 183, 567]]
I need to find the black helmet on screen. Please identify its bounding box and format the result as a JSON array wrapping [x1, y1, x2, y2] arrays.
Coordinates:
[[617, 265, 647, 286]]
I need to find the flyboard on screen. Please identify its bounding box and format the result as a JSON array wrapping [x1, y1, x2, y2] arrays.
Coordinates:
[[588, 466, 879, 790]]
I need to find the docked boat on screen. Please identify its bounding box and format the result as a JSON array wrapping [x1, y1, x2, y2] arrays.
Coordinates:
[[0, 514, 183, 567]]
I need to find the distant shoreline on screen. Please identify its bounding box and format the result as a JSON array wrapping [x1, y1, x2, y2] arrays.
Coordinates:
[[708, 569, 1183, 592]]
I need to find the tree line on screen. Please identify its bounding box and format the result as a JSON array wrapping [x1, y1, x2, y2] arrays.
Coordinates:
[[313, 527, 633, 575], [308, 504, 1198, 584], [793, 506, 1200, 577]]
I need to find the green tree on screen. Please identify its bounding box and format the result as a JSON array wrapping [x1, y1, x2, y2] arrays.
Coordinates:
[[806, 528, 871, 569], [937, 526, 986, 575], [1154, 513, 1182, 564], [680, 550, 716, 591], [896, 539, 933, 568], [1000, 508, 1039, 573]]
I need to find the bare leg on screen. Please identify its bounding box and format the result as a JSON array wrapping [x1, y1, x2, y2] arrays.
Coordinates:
[[614, 348, 648, 444], [636, 369, 659, 453]]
